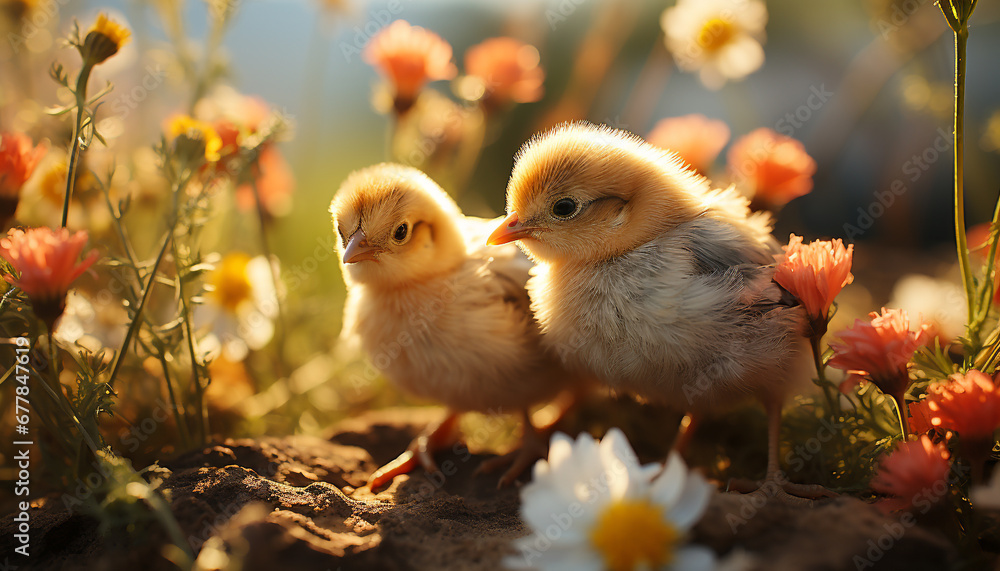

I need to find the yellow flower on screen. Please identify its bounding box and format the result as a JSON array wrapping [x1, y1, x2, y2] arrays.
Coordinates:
[[209, 252, 253, 312], [165, 115, 223, 163], [80, 13, 131, 66]]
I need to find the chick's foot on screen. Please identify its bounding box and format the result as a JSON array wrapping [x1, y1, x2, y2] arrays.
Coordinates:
[[367, 412, 462, 491]]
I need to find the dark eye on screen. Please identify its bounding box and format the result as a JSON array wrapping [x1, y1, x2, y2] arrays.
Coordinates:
[[393, 223, 409, 242], [551, 197, 578, 218]]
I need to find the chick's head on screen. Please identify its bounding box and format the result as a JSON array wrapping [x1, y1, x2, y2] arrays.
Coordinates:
[[331, 163, 465, 288], [489, 122, 707, 263]]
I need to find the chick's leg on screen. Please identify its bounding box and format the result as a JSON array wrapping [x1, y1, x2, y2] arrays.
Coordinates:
[[475, 409, 551, 488], [759, 397, 836, 503], [367, 412, 462, 491]]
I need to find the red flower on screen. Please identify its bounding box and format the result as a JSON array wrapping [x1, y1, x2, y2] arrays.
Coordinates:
[[926, 370, 1000, 443], [870, 435, 951, 512], [464, 37, 544, 108], [727, 128, 816, 208], [0, 227, 99, 329], [363, 20, 457, 113], [0, 132, 47, 226], [647, 114, 730, 175], [828, 308, 923, 399], [908, 400, 935, 435], [773, 234, 854, 330]]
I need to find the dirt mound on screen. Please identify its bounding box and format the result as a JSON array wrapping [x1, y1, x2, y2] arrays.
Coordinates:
[[1, 408, 956, 570]]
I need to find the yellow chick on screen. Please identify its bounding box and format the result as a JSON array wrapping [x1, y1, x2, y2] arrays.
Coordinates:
[[488, 122, 824, 500], [331, 163, 572, 490]]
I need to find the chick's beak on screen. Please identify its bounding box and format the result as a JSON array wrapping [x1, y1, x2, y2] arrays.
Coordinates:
[[343, 229, 382, 263], [488, 212, 535, 245]]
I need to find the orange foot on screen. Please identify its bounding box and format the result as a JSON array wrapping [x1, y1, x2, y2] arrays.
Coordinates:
[[367, 413, 461, 491]]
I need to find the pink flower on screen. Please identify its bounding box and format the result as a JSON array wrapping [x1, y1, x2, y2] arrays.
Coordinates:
[[828, 308, 923, 399], [0, 227, 99, 328], [926, 370, 1000, 444], [646, 114, 730, 175], [870, 435, 951, 512], [1, 132, 47, 226], [363, 20, 457, 114], [464, 37, 545, 108], [727, 128, 816, 208], [773, 234, 854, 330]]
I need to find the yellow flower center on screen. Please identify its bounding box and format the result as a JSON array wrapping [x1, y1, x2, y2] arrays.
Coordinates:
[[698, 18, 735, 53], [166, 115, 223, 163], [210, 253, 253, 312], [589, 499, 679, 571]]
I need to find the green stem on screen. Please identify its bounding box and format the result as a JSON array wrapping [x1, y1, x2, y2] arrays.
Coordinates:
[[172, 236, 209, 445], [954, 28, 976, 347], [890, 390, 908, 440], [62, 63, 93, 228], [158, 355, 191, 450], [810, 334, 841, 417], [43, 333, 101, 457], [249, 176, 287, 379], [106, 230, 172, 389]]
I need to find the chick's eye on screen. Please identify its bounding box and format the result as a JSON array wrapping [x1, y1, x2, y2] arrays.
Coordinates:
[[551, 198, 578, 218], [393, 223, 409, 242]]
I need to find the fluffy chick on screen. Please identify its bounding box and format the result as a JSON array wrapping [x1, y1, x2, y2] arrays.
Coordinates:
[[332, 163, 571, 489], [488, 122, 822, 499]]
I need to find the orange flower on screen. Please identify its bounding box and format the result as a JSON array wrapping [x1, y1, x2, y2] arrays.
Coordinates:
[[647, 114, 730, 175], [908, 399, 935, 435], [363, 20, 457, 113], [870, 435, 951, 512], [235, 146, 294, 218], [728, 128, 816, 208], [967, 223, 1000, 304], [0, 227, 100, 329], [463, 37, 544, 108], [1, 132, 47, 226], [828, 308, 923, 399], [925, 370, 1000, 443], [773, 234, 853, 331]]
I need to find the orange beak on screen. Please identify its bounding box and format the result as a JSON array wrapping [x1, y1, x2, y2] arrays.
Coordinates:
[[488, 212, 536, 245], [343, 229, 382, 263]]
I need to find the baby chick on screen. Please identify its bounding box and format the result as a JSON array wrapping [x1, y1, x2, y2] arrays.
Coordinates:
[[331, 163, 572, 490], [488, 122, 824, 500]]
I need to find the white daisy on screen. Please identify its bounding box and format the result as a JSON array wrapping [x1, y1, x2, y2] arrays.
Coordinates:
[[195, 252, 278, 362], [55, 290, 128, 353], [505, 428, 716, 571], [888, 274, 965, 342], [661, 0, 768, 90]]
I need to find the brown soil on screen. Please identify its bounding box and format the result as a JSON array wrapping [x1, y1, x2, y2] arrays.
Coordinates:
[[0, 407, 959, 570]]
